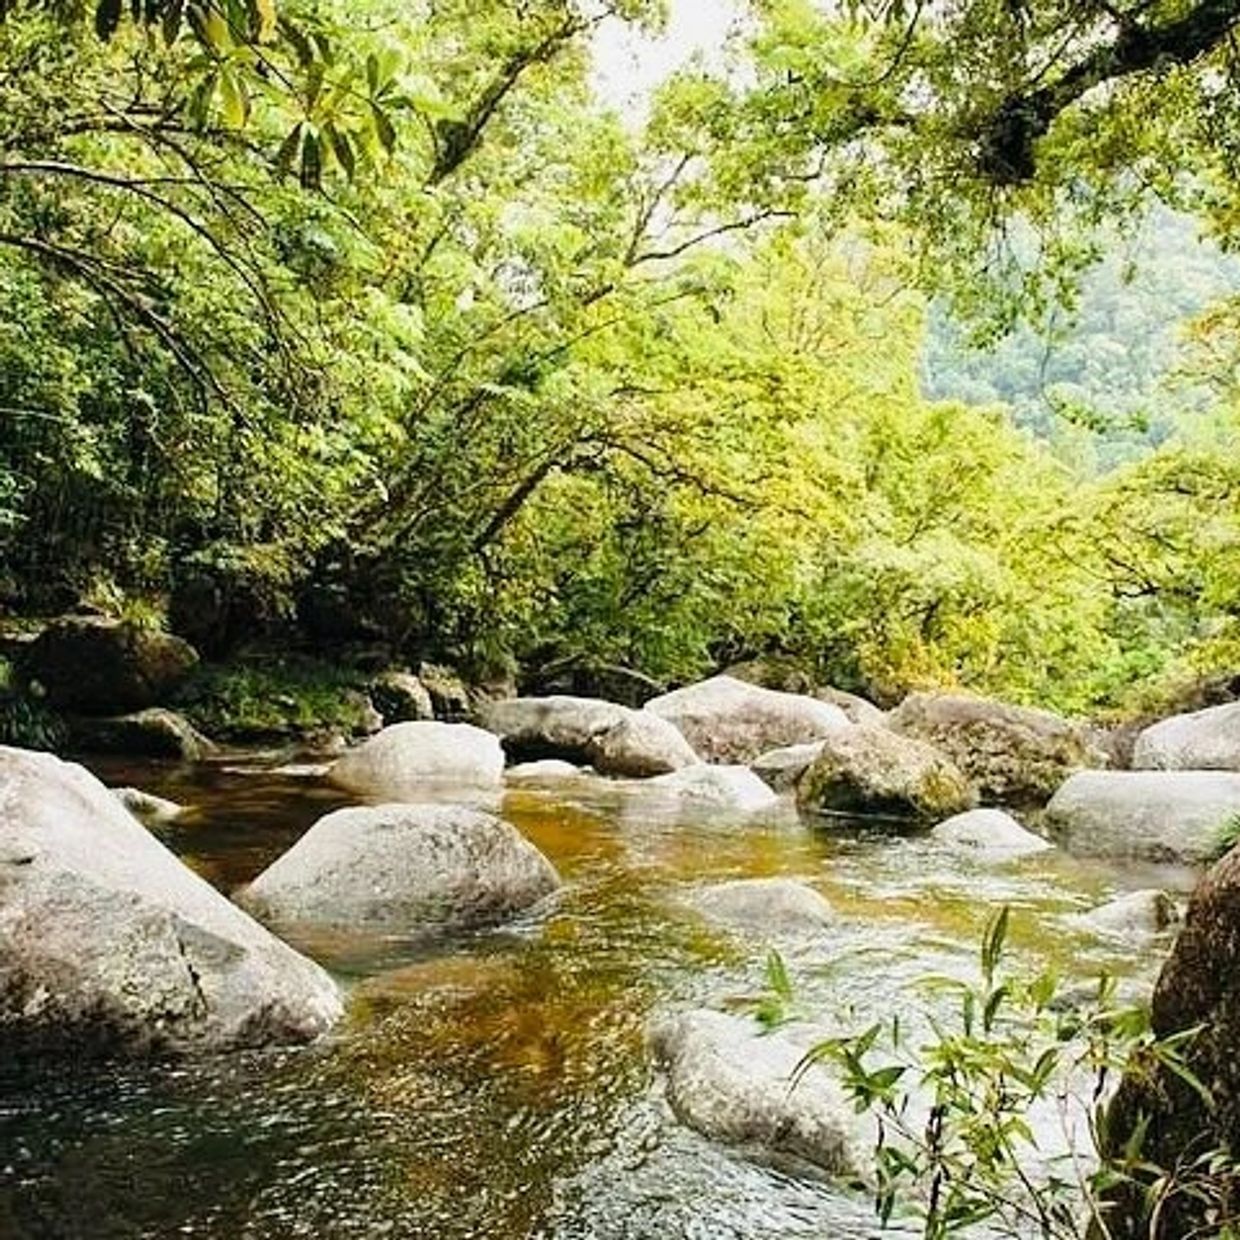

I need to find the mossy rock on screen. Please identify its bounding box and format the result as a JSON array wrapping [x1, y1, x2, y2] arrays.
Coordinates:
[[795, 724, 977, 820]]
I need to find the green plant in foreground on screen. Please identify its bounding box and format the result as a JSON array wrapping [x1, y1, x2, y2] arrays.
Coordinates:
[[776, 908, 1238, 1239]]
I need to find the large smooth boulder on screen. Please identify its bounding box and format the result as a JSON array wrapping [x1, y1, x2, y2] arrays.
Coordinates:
[[1133, 701, 1240, 772], [235, 804, 559, 935], [648, 1009, 861, 1174], [0, 746, 341, 1056], [930, 808, 1051, 859], [644, 676, 849, 765], [692, 878, 835, 935], [479, 696, 630, 764], [20, 617, 198, 715], [644, 764, 779, 813], [887, 692, 1098, 803], [796, 724, 976, 820], [751, 742, 825, 792], [585, 712, 698, 777], [1045, 770, 1240, 863], [368, 671, 434, 724], [1102, 846, 1240, 1237], [327, 721, 504, 798], [68, 708, 212, 760]]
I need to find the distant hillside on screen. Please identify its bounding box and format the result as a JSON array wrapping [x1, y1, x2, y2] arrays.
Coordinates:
[[922, 209, 1240, 467]]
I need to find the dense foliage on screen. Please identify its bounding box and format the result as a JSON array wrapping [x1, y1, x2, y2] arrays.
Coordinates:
[[2, 0, 1240, 714]]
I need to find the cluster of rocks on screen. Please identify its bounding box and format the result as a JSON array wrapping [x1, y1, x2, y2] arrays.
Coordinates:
[[11, 649, 1240, 1188], [15, 616, 210, 760]]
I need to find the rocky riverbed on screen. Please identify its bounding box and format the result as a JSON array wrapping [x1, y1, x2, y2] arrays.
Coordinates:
[[0, 741, 1191, 1239]]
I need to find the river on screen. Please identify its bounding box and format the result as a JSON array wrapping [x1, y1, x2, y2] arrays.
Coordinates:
[[0, 752, 1190, 1238]]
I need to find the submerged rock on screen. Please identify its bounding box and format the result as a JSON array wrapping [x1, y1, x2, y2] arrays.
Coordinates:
[[930, 808, 1051, 858], [1075, 889, 1180, 940], [645, 764, 779, 813], [887, 692, 1098, 803], [327, 721, 504, 798], [111, 785, 185, 825], [1133, 701, 1240, 772], [645, 675, 849, 765], [585, 712, 698, 778], [1045, 770, 1240, 863], [19, 616, 198, 716], [505, 759, 588, 783], [796, 725, 976, 820], [648, 1008, 860, 1175], [0, 745, 341, 1056], [235, 803, 559, 936], [692, 877, 835, 935]]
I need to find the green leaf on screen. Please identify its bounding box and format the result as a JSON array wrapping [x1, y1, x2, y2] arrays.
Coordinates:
[[370, 103, 397, 154], [274, 122, 304, 177], [300, 127, 322, 189], [218, 66, 249, 128], [326, 124, 356, 180]]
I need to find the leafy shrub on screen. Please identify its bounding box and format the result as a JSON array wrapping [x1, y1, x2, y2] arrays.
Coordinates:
[[758, 909, 1238, 1238]]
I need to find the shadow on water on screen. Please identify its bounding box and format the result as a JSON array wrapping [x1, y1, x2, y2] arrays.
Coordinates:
[[0, 754, 1193, 1238]]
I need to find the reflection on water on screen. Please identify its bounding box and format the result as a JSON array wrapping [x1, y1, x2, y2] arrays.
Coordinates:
[[0, 754, 1192, 1238]]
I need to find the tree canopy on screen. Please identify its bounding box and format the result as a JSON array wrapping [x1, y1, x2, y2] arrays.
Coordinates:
[[1, 0, 1239, 714]]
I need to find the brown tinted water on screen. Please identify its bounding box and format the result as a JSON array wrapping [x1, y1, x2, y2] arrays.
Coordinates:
[[0, 754, 1194, 1239]]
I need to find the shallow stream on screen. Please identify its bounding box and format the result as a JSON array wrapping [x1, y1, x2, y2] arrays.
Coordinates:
[[0, 753, 1194, 1238]]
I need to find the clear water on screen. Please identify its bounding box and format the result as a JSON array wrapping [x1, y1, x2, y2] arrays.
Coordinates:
[[0, 754, 1192, 1239]]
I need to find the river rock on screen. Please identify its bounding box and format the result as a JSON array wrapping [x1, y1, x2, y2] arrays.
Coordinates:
[[645, 764, 779, 813], [1075, 890, 1180, 940], [327, 721, 504, 798], [368, 671, 435, 724], [111, 786, 185, 825], [505, 759, 588, 784], [235, 804, 559, 935], [585, 712, 698, 777], [20, 617, 198, 715], [1102, 845, 1240, 1236], [693, 878, 834, 934], [416, 662, 471, 722], [1045, 770, 1240, 863], [0, 745, 341, 1056], [524, 659, 666, 707], [68, 708, 212, 760], [1133, 701, 1240, 771], [796, 724, 976, 820], [648, 1009, 860, 1174], [887, 692, 1098, 803], [751, 742, 825, 792], [723, 660, 886, 725], [816, 687, 887, 727], [479, 696, 631, 764], [930, 808, 1051, 858], [644, 676, 849, 765]]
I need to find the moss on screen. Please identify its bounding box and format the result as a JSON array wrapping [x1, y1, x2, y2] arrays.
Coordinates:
[[176, 654, 373, 742]]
